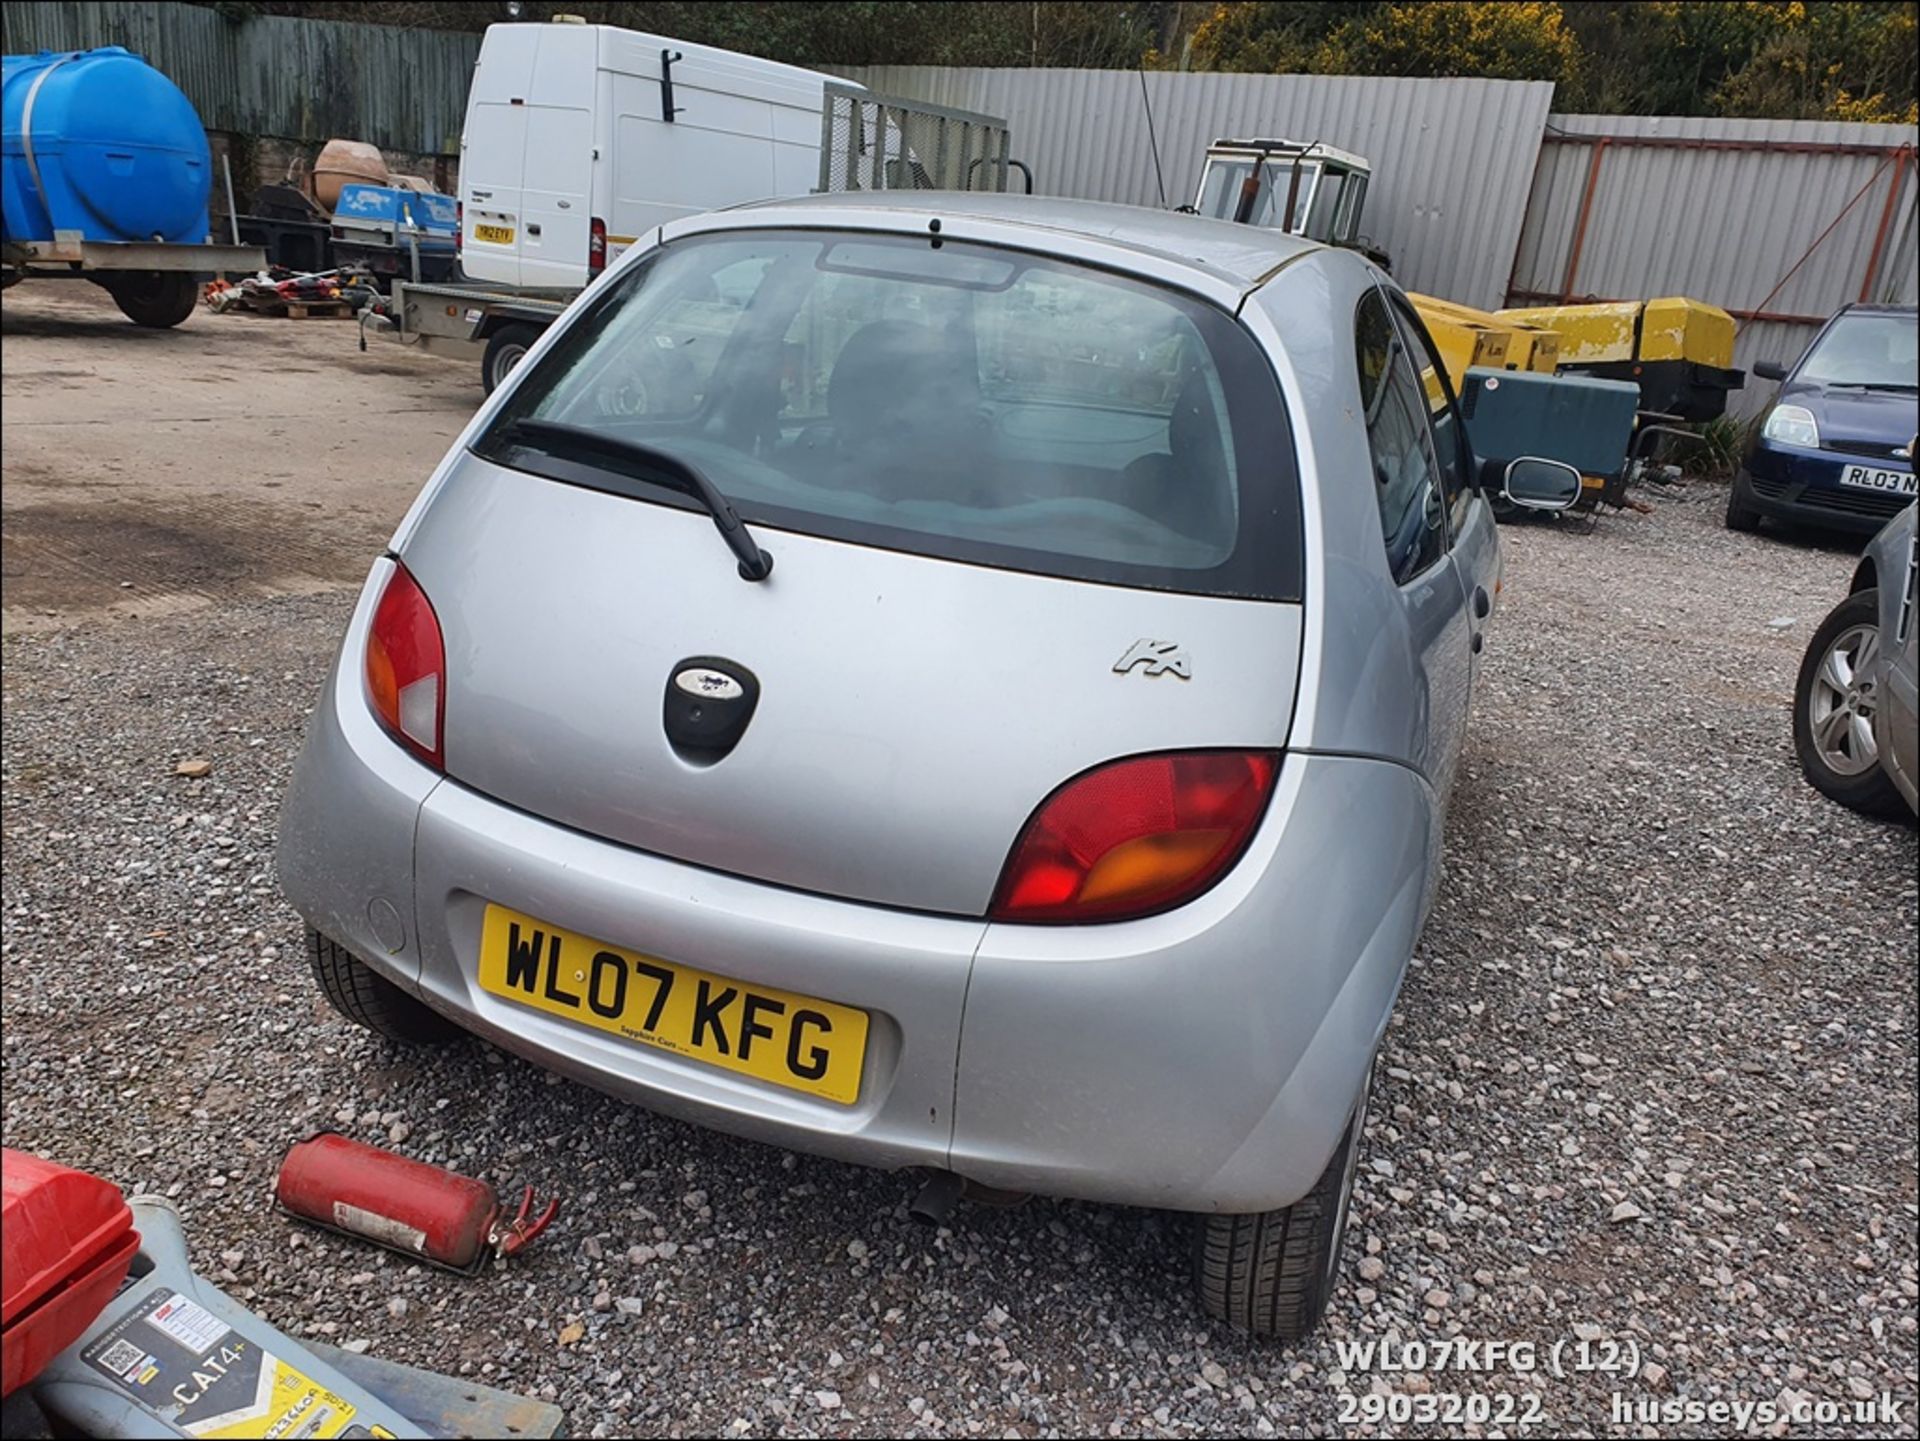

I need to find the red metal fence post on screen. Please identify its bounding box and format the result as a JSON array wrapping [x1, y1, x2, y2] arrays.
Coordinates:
[[1858, 145, 1915, 303], [1560, 137, 1609, 301]]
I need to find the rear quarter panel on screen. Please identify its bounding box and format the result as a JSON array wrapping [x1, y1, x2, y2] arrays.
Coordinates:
[[1240, 257, 1440, 776]]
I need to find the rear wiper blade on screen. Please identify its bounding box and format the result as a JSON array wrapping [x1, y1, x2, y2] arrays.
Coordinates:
[[500, 418, 772, 581]]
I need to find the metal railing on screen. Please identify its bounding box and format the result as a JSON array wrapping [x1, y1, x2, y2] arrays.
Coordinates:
[[818, 84, 1015, 195]]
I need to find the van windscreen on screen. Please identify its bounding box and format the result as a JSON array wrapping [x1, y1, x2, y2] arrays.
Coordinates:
[[474, 229, 1302, 600]]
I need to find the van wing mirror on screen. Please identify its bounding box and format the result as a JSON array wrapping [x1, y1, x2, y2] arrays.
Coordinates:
[[1503, 457, 1583, 512], [1752, 360, 1788, 382]]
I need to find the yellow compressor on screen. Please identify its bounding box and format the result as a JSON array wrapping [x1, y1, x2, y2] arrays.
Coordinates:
[[1495, 297, 1743, 420]]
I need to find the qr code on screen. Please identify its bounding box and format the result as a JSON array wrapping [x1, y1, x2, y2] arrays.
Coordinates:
[[97, 1338, 146, 1376]]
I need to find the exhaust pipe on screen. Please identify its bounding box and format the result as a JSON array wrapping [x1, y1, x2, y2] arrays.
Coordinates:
[[908, 1170, 964, 1225], [907, 1171, 1029, 1224]]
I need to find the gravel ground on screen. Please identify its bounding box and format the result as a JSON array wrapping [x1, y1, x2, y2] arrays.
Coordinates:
[[3, 481, 1915, 1438]]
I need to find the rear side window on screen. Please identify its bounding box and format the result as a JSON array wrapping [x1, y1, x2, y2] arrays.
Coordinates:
[[475, 230, 1302, 601], [1387, 296, 1473, 537], [1355, 290, 1446, 583]]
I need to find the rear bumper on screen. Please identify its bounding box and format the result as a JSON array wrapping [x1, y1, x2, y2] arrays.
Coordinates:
[[1738, 442, 1915, 535], [279, 576, 1434, 1213]]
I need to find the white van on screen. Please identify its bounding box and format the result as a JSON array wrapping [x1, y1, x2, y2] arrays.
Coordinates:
[[459, 21, 852, 289]]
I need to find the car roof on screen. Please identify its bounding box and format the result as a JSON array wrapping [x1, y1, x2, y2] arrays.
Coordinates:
[[730, 191, 1328, 292], [1840, 302, 1918, 316]]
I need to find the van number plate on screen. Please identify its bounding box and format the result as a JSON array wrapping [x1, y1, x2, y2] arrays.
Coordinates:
[[473, 223, 514, 245], [1841, 464, 1916, 495]]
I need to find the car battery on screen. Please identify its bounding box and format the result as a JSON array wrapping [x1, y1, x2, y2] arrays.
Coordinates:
[[1457, 367, 1641, 506], [19, 1195, 429, 1439], [2, 1149, 141, 1399]]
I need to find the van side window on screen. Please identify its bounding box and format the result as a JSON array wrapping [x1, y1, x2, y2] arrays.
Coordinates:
[[1355, 289, 1446, 583]]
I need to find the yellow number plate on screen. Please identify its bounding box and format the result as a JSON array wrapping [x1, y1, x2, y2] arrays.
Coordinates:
[[472, 223, 514, 245], [477, 904, 869, 1105]]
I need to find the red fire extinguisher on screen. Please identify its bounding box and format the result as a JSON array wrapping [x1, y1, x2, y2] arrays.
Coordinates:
[[275, 1134, 558, 1273]]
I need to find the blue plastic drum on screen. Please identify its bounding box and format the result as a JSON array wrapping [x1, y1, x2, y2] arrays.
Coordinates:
[[2, 46, 211, 247]]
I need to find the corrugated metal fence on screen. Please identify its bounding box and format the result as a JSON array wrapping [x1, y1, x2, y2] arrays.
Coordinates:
[[1, 1, 478, 155], [838, 66, 1555, 311], [1510, 114, 1918, 414]]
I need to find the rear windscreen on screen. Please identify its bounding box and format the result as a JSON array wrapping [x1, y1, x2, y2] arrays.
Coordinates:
[[474, 229, 1302, 600]]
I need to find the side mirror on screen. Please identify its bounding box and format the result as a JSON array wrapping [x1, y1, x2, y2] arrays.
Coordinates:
[[1752, 359, 1788, 382], [1503, 457, 1583, 512]]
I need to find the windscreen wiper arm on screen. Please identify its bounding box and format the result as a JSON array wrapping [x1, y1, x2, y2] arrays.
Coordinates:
[[500, 418, 773, 581]]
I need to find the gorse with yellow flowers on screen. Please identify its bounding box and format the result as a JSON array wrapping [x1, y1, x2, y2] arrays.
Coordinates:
[[1178, 1, 1917, 123]]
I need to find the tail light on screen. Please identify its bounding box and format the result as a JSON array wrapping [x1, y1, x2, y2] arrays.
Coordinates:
[[990, 750, 1279, 923], [454, 200, 462, 256], [364, 562, 446, 770], [588, 216, 607, 275]]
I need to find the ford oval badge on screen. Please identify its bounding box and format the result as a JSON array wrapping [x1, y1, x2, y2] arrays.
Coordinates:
[[662, 657, 759, 760], [673, 666, 745, 701]]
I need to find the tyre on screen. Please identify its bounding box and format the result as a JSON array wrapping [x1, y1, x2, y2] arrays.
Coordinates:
[[307, 927, 462, 1044], [1194, 1059, 1373, 1340], [1724, 475, 1763, 532], [1793, 588, 1905, 819], [102, 271, 199, 329], [482, 323, 541, 394]]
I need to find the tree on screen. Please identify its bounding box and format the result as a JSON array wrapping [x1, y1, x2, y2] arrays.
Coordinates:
[[1314, 1, 1580, 85], [1710, 1, 1919, 122], [1185, 2, 1375, 73]]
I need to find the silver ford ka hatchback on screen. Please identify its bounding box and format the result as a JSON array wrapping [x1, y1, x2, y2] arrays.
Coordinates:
[[279, 194, 1577, 1338]]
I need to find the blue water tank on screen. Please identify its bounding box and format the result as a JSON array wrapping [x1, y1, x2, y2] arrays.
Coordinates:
[[2, 47, 211, 247]]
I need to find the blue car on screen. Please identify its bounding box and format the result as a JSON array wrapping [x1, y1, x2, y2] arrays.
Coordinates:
[[1727, 303, 1918, 536]]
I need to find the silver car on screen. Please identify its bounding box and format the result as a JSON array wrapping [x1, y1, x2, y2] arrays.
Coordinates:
[[1794, 502, 1919, 817], [278, 195, 1578, 1337]]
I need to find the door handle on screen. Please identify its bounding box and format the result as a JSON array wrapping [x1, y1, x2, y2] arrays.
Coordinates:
[[1473, 586, 1491, 619], [1471, 632, 1484, 654], [526, 222, 541, 236]]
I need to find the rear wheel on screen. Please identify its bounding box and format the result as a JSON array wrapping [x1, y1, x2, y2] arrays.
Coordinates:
[[102, 271, 199, 328], [1194, 1060, 1373, 1340], [1724, 476, 1763, 532], [307, 927, 461, 1044], [482, 323, 541, 394], [1793, 589, 1905, 818]]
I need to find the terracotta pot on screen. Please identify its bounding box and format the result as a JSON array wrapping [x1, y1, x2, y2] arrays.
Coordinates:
[[311, 139, 389, 212]]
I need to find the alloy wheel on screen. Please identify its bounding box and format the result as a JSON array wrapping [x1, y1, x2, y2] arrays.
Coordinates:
[[1807, 621, 1881, 777]]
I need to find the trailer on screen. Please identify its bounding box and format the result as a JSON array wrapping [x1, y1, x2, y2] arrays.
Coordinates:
[[366, 279, 573, 392], [2, 233, 262, 326], [329, 182, 459, 288], [2, 46, 264, 325]]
